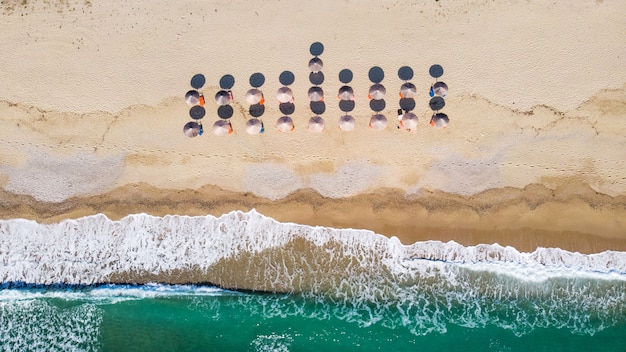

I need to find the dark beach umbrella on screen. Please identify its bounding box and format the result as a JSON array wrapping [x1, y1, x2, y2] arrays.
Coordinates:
[[276, 116, 295, 132], [400, 83, 417, 99], [308, 116, 325, 133], [401, 112, 418, 130], [433, 81, 448, 97], [309, 57, 323, 73], [308, 86, 324, 102], [276, 86, 294, 103], [429, 96, 446, 111], [339, 115, 355, 131], [368, 84, 386, 100], [246, 89, 264, 105], [183, 121, 201, 137], [245, 118, 263, 135], [430, 113, 450, 128], [189, 105, 206, 120], [369, 114, 387, 130], [338, 86, 354, 101], [215, 90, 233, 106], [212, 120, 233, 136], [185, 90, 200, 105]]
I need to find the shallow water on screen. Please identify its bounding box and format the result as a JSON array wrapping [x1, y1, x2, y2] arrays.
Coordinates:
[[1, 211, 625, 350], [1, 284, 625, 351]]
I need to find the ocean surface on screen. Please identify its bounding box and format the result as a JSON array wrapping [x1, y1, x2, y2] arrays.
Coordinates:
[[1, 210, 625, 351]]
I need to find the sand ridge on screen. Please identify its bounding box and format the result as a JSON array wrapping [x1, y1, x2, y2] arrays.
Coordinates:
[[1, 86, 624, 202]]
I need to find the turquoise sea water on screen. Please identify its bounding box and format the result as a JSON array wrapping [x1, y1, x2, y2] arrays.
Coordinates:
[[2, 284, 626, 351], [1, 211, 626, 351]]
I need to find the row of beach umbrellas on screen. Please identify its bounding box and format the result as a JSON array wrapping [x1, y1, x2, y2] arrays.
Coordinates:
[[184, 112, 447, 136], [183, 61, 450, 137], [186, 83, 447, 109], [428, 65, 449, 128], [183, 84, 449, 136]]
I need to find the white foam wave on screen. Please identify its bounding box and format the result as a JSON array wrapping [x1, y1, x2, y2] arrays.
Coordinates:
[[0, 300, 102, 351], [0, 284, 229, 306], [1, 210, 625, 286], [403, 241, 626, 281]]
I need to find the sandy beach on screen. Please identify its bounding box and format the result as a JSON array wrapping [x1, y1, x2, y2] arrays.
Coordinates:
[[1, 0, 625, 254]]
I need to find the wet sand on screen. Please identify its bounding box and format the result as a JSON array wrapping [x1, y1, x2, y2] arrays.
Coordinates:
[[1, 0, 625, 256], [1, 181, 625, 254]]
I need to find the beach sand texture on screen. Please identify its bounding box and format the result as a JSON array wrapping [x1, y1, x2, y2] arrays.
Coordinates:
[[1, 0, 625, 253]]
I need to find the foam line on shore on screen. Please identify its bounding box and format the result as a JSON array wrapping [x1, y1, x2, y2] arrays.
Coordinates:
[[1, 210, 625, 287]]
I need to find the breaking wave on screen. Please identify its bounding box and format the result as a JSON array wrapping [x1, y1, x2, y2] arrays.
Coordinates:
[[1, 210, 625, 337]]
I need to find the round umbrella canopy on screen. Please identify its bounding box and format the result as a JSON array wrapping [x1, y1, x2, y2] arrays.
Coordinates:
[[433, 81, 448, 97], [369, 114, 387, 130], [308, 57, 323, 73], [213, 120, 233, 136], [276, 116, 295, 132], [338, 86, 354, 101], [401, 112, 418, 130], [189, 105, 206, 120], [429, 96, 446, 111], [215, 90, 232, 106], [308, 86, 324, 102], [308, 116, 325, 132], [183, 121, 201, 138], [368, 84, 386, 100], [276, 86, 294, 103], [185, 90, 200, 105], [245, 118, 263, 135], [431, 113, 449, 128], [400, 82, 417, 99], [339, 115, 355, 131], [245, 88, 264, 105]]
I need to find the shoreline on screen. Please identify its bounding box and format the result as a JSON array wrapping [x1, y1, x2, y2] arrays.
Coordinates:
[[1, 1, 625, 261], [2, 182, 625, 254]]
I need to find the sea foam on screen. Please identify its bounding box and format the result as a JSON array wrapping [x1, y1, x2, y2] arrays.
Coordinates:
[[0, 210, 624, 286], [1, 210, 625, 337]]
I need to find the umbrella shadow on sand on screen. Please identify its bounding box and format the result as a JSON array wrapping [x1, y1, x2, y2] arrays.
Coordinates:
[[249, 73, 265, 88], [339, 100, 355, 113], [399, 98, 416, 112], [310, 101, 326, 115], [310, 42, 324, 56], [339, 69, 353, 84], [190, 74, 205, 89], [279, 103, 295, 115], [279, 71, 295, 86], [249, 104, 265, 118], [368, 66, 384, 84], [429, 96, 445, 111], [370, 99, 386, 112], [309, 72, 324, 85], [217, 105, 234, 119], [189, 105, 205, 120], [429, 64, 444, 79], [398, 66, 414, 81], [219, 74, 235, 90]]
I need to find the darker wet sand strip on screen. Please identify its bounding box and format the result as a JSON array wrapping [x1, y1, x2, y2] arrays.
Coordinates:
[[1, 181, 625, 254]]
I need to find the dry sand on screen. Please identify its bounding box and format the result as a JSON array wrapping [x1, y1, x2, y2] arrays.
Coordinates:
[[1, 0, 625, 254]]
